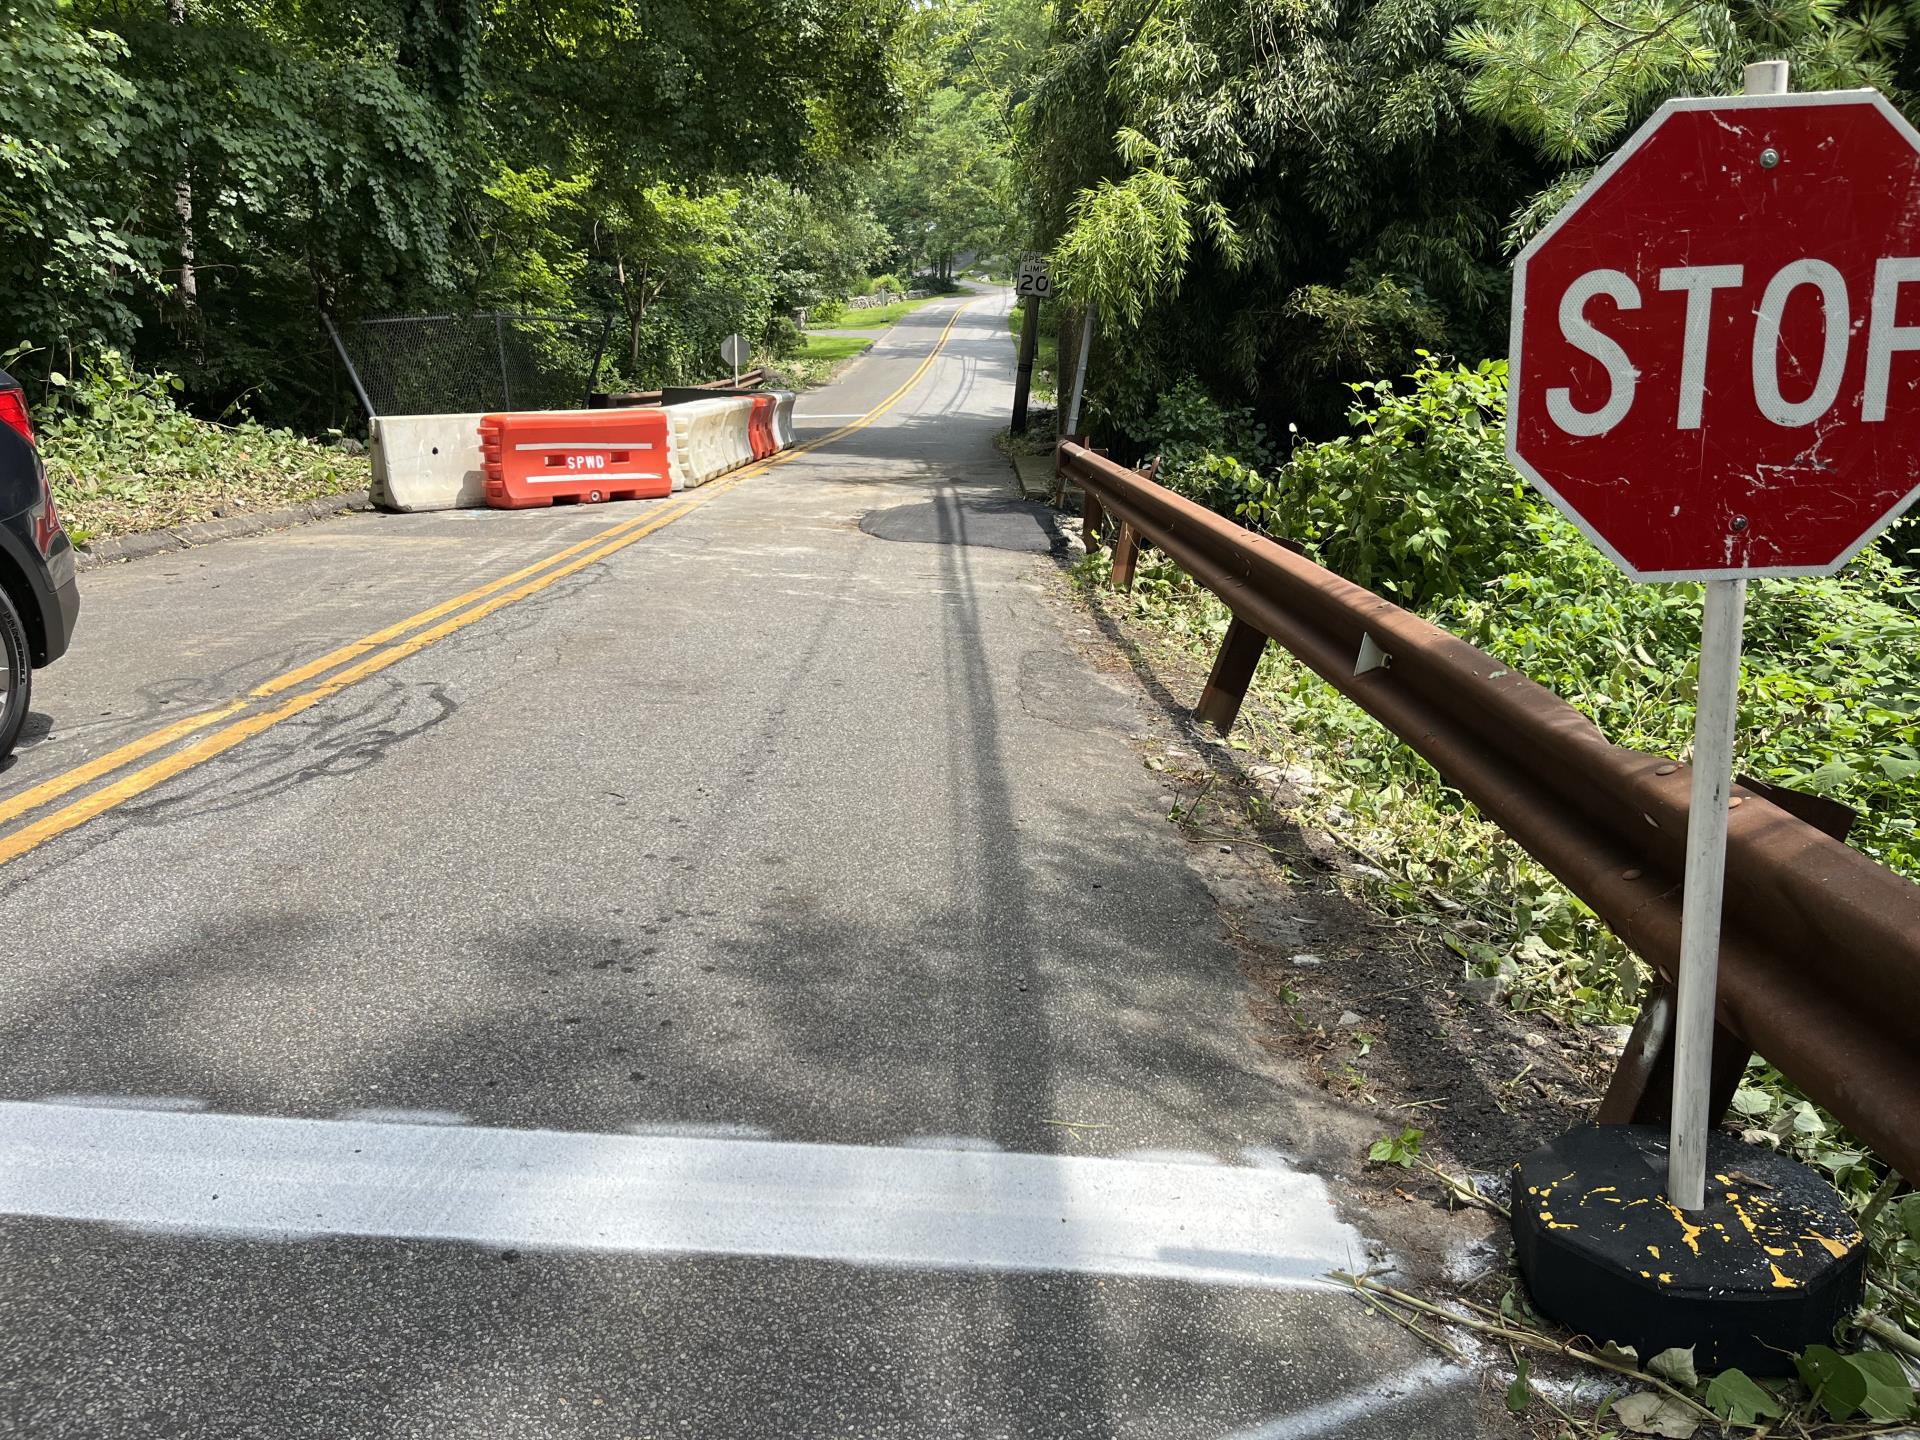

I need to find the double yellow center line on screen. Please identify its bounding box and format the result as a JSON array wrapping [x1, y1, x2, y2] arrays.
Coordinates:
[[0, 300, 973, 869]]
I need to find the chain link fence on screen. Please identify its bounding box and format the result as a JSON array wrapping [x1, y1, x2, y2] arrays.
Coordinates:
[[329, 311, 610, 419]]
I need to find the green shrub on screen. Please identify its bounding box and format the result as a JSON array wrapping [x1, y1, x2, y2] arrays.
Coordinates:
[[1133, 375, 1273, 515], [763, 314, 804, 360], [1240, 357, 1920, 881], [1237, 354, 1527, 608]]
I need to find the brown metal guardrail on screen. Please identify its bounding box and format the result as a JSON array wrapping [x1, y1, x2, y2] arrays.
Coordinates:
[[1058, 440, 1920, 1183], [592, 369, 768, 407]]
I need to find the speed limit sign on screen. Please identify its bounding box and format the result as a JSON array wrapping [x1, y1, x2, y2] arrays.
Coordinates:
[[1016, 257, 1052, 299]]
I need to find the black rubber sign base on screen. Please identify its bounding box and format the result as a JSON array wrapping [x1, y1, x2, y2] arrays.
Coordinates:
[[1511, 1125, 1866, 1374]]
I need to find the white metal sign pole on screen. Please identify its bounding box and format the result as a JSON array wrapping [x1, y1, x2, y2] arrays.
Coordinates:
[[1065, 304, 1096, 438], [1667, 57, 1786, 1212], [1668, 575, 1747, 1208]]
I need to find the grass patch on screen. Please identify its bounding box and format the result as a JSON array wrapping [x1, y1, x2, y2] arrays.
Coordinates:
[[811, 294, 946, 330], [793, 334, 874, 363], [37, 353, 367, 545], [764, 332, 875, 390]]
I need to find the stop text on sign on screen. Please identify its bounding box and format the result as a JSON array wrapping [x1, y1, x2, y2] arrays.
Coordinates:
[[1548, 257, 1920, 436], [1507, 90, 1920, 580]]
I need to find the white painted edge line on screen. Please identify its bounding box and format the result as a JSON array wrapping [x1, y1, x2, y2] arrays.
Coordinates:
[[0, 1102, 1368, 1287]]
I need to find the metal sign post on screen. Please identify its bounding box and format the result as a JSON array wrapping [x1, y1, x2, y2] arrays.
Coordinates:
[[1010, 257, 1053, 433], [720, 333, 749, 387], [1668, 573, 1746, 1206], [1065, 305, 1095, 440], [1011, 294, 1041, 433]]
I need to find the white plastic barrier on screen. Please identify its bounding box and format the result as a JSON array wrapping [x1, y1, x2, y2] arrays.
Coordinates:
[[770, 391, 797, 450], [369, 414, 487, 511], [665, 397, 756, 489]]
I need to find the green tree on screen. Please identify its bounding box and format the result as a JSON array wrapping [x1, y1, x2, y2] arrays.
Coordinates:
[[1024, 0, 1543, 441], [3, 0, 914, 427], [868, 0, 1042, 280], [0, 0, 155, 375], [1451, 0, 1909, 167]]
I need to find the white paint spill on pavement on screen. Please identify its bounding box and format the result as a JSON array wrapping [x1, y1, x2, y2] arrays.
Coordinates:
[[0, 1101, 1366, 1287]]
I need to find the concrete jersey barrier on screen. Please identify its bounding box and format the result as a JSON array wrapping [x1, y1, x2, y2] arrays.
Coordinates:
[[369, 414, 488, 512]]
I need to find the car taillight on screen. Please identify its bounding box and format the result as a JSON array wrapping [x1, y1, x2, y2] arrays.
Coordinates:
[[33, 482, 62, 556], [0, 389, 32, 446]]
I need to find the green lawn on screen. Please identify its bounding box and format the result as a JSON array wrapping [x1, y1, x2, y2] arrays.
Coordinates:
[[811, 293, 947, 330], [765, 331, 876, 389], [795, 333, 874, 363]]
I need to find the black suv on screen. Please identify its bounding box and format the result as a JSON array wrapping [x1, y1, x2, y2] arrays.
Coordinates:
[[0, 367, 80, 763]]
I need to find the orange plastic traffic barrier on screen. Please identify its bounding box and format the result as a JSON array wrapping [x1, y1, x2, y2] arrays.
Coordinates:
[[478, 409, 673, 509], [747, 394, 777, 461]]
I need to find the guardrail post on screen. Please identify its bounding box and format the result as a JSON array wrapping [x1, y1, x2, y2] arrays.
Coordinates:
[[1082, 491, 1106, 549], [1195, 616, 1269, 733], [1596, 982, 1749, 1129], [1110, 521, 1141, 590]]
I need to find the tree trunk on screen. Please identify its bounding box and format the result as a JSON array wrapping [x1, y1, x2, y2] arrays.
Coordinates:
[[169, 0, 198, 320]]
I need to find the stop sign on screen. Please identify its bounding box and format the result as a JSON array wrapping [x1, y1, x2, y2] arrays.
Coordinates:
[[1508, 91, 1920, 580]]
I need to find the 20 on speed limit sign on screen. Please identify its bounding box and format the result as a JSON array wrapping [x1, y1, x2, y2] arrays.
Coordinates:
[[1509, 89, 1920, 580]]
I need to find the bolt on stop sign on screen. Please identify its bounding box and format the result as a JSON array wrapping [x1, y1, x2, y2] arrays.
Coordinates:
[[1509, 91, 1920, 579]]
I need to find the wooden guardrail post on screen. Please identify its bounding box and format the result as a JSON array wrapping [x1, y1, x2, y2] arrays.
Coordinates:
[[1104, 458, 1155, 587], [1195, 616, 1269, 733]]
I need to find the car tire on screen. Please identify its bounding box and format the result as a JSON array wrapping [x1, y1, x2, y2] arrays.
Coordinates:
[[0, 583, 31, 764]]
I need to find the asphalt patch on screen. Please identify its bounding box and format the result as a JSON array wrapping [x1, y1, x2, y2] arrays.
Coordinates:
[[859, 494, 1064, 553]]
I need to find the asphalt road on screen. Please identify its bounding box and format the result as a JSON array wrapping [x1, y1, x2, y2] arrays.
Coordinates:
[[0, 290, 1514, 1438]]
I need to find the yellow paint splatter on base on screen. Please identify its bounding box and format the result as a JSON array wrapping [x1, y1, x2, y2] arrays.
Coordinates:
[[1661, 1201, 1705, 1256]]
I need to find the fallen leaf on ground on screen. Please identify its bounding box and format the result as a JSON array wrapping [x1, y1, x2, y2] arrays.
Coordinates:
[[1613, 1391, 1699, 1438]]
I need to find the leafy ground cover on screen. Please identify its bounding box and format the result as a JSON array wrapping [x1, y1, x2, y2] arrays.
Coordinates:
[[30, 352, 368, 546]]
